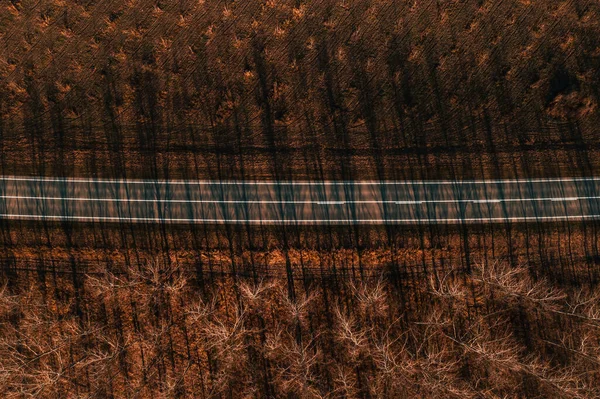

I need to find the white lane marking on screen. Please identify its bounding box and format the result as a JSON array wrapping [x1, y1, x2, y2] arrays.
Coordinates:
[[1, 214, 599, 224], [0, 195, 355, 204], [1, 176, 600, 185], [0, 195, 598, 204], [472, 197, 587, 203]]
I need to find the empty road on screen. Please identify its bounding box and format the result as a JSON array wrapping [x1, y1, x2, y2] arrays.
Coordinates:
[[1, 176, 600, 224]]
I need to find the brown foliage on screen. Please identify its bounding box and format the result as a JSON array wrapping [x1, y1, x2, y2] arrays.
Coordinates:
[[1, 0, 600, 179], [1, 260, 600, 398]]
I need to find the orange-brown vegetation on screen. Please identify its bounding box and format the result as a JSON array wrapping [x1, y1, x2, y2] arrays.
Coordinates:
[[3, 0, 600, 396], [2, 219, 600, 396], [0, 0, 599, 180], [2, 260, 600, 398]]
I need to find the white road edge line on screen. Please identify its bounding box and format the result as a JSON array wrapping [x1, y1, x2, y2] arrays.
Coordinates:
[[1, 176, 600, 185], [1, 214, 599, 223]]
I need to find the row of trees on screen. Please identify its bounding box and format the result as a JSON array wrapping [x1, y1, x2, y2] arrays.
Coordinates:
[[1, 0, 599, 181], [1, 260, 600, 398], [2, 215, 600, 292]]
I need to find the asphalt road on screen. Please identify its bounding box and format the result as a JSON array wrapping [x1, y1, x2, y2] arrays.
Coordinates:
[[1, 176, 600, 224]]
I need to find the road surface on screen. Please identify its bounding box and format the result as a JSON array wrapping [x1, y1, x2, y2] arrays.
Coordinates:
[[1, 176, 600, 224]]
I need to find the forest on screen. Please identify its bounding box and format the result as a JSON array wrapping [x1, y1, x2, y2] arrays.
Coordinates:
[[1, 0, 599, 181], [2, 0, 600, 397]]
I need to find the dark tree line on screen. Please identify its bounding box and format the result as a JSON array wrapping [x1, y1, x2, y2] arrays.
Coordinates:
[[0, 0, 599, 182]]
